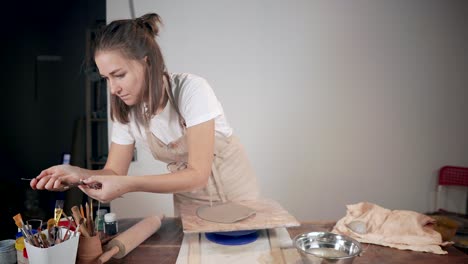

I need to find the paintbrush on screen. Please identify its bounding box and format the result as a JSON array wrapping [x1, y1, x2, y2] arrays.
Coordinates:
[[12, 214, 30, 237], [62, 211, 77, 230], [36, 227, 49, 248], [62, 220, 73, 241], [13, 214, 40, 247], [80, 204, 85, 219], [90, 199, 95, 235], [12, 214, 30, 241], [71, 205, 91, 237], [47, 218, 56, 246], [54, 200, 64, 226], [86, 202, 93, 236]]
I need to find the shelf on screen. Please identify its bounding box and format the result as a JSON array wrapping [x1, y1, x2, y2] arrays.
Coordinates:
[[91, 118, 107, 122], [85, 28, 108, 170]]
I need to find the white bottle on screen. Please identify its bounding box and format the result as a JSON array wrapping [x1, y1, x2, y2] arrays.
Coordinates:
[[104, 212, 118, 236]]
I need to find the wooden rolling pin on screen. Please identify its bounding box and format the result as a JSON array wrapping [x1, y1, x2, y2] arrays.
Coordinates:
[[98, 214, 164, 263]]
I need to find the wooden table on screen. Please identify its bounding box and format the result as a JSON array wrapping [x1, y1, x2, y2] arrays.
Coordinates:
[[107, 217, 468, 264]]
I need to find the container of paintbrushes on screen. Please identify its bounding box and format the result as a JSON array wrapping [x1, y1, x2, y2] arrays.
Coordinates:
[[71, 204, 103, 264], [13, 200, 81, 264], [77, 235, 102, 264], [24, 227, 80, 264]]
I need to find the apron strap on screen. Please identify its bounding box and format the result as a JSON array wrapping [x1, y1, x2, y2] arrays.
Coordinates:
[[164, 72, 186, 129], [145, 127, 162, 161]]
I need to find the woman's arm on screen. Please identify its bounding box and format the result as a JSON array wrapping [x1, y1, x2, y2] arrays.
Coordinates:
[[103, 142, 135, 175], [81, 119, 215, 201], [31, 143, 134, 190]]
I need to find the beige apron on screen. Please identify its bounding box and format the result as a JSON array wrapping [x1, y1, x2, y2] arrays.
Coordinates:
[[144, 78, 259, 214]]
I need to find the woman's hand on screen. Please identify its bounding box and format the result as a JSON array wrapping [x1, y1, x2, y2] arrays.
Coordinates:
[[78, 175, 130, 203], [31, 165, 87, 191]]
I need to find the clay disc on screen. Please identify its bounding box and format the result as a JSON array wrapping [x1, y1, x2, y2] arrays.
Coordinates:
[[196, 202, 256, 223]]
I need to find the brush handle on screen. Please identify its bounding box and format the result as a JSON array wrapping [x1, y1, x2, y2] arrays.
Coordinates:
[[71, 206, 91, 237]]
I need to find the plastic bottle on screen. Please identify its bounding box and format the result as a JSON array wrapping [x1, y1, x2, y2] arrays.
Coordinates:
[[104, 212, 118, 236], [95, 209, 108, 232]]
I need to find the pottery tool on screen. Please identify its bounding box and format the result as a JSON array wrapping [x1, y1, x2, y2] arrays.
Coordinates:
[[64, 179, 103, 190], [98, 214, 164, 263], [20, 178, 102, 190]]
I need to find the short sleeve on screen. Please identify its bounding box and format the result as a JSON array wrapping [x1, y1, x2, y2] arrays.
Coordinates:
[[111, 121, 135, 145], [178, 76, 222, 127]]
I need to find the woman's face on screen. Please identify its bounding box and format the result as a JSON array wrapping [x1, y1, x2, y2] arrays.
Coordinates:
[[95, 50, 146, 106]]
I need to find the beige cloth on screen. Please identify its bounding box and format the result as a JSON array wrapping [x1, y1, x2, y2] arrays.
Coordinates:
[[144, 77, 259, 215], [332, 202, 451, 254]]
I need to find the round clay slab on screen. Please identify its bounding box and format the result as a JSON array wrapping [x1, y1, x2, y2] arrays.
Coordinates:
[[196, 202, 256, 223]]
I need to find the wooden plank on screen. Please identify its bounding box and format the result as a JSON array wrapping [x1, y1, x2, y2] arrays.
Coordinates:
[[200, 230, 271, 263], [179, 198, 300, 234], [267, 229, 286, 264], [176, 228, 303, 264], [269, 228, 303, 264], [188, 233, 201, 264]]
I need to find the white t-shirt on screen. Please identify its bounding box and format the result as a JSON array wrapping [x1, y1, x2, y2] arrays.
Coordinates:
[[111, 73, 233, 148]]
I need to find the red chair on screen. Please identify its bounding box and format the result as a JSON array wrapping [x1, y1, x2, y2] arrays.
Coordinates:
[[435, 165, 468, 213]]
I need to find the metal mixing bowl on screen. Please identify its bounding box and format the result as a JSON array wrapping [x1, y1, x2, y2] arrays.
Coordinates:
[[293, 231, 362, 264]]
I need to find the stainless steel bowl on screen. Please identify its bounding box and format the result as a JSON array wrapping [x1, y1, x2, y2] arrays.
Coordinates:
[[293, 231, 362, 264]]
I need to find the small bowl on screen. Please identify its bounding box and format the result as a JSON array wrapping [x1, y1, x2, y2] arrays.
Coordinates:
[[293, 231, 362, 264]]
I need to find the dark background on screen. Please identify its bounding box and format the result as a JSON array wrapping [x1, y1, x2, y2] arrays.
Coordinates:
[[0, 0, 105, 240]]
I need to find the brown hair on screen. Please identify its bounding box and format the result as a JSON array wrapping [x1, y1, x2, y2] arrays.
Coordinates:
[[93, 13, 167, 126]]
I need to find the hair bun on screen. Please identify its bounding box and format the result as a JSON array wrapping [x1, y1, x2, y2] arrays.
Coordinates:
[[136, 13, 162, 36]]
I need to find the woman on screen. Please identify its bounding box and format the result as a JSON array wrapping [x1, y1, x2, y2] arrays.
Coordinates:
[[30, 13, 259, 210]]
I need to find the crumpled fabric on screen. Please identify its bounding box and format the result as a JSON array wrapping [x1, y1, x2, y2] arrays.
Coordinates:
[[332, 202, 452, 254]]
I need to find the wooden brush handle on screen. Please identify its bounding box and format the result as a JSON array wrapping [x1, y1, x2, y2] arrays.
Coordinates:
[[79, 221, 91, 237], [71, 206, 82, 224], [71, 206, 90, 237]]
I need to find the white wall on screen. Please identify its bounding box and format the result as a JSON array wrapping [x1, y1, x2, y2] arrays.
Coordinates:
[[107, 0, 468, 221]]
